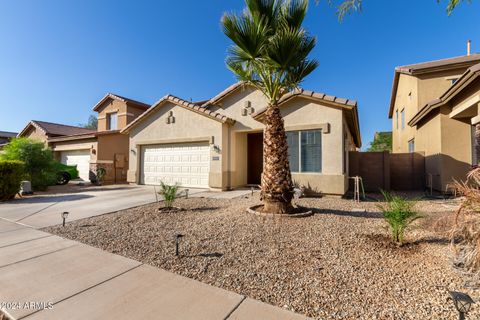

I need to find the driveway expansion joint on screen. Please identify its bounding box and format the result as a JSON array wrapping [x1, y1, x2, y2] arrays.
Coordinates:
[[0, 243, 79, 269], [224, 295, 247, 320], [0, 234, 53, 249]]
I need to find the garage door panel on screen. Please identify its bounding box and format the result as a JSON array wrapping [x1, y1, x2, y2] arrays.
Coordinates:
[[60, 150, 90, 181], [141, 142, 210, 188]]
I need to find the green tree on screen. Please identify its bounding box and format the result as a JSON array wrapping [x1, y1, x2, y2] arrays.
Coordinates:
[[1, 138, 56, 190], [80, 114, 98, 130], [367, 131, 392, 152], [222, 0, 318, 214], [321, 0, 469, 20]]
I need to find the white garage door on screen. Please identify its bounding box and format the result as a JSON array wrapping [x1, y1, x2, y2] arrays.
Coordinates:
[[60, 150, 91, 181], [141, 142, 210, 188]]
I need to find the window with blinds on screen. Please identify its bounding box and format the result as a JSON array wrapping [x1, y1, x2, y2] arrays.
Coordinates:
[[286, 129, 322, 173]]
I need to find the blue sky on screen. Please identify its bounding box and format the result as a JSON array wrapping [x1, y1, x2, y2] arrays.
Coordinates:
[[0, 0, 479, 148]]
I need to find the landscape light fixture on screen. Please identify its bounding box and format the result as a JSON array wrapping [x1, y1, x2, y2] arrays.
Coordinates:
[[185, 189, 189, 199], [175, 234, 184, 256], [449, 291, 475, 320], [61, 212, 69, 227], [251, 187, 254, 196]]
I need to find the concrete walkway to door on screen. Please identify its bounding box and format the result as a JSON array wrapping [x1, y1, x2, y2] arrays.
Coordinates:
[[0, 218, 308, 320]]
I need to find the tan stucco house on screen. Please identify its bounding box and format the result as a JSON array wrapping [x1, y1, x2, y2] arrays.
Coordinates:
[[18, 93, 149, 183], [389, 52, 480, 191], [122, 83, 361, 195]]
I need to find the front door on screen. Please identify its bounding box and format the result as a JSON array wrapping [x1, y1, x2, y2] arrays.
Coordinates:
[[247, 132, 263, 185]]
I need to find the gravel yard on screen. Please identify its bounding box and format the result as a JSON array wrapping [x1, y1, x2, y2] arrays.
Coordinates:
[[45, 194, 479, 319]]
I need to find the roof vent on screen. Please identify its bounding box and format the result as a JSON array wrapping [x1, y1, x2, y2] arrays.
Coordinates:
[[468, 39, 471, 56]]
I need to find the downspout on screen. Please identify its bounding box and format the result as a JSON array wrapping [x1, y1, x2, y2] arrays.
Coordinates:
[[227, 125, 232, 190]]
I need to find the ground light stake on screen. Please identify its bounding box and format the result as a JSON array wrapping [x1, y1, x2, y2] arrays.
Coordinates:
[[449, 291, 475, 320], [61, 211, 69, 227], [175, 234, 184, 256]]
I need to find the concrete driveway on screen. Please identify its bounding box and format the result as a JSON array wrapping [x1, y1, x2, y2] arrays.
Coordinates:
[[0, 185, 205, 228]]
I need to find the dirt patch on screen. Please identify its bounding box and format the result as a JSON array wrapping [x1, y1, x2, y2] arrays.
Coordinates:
[[44, 194, 477, 319]]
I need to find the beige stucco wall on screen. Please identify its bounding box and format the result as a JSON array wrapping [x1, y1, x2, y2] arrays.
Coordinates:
[[97, 99, 145, 131], [393, 69, 469, 153], [392, 67, 474, 191], [220, 90, 349, 194], [21, 126, 48, 143], [127, 101, 225, 189], [392, 73, 418, 153], [439, 108, 472, 189]]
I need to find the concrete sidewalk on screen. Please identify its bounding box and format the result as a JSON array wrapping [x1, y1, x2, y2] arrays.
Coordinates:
[[0, 219, 308, 320]]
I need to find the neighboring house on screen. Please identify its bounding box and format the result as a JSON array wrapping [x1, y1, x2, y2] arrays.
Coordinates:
[[0, 131, 18, 149], [389, 52, 480, 191], [122, 83, 361, 195], [18, 94, 149, 182]]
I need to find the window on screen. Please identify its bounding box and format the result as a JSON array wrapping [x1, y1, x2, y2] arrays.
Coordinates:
[[408, 139, 415, 153], [396, 110, 399, 129], [286, 130, 322, 173], [400, 109, 405, 130], [107, 112, 118, 130]]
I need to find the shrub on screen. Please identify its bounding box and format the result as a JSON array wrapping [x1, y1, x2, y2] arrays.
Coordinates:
[[1, 138, 56, 190], [0, 160, 25, 201], [377, 191, 422, 245], [451, 168, 480, 272], [158, 182, 181, 209]]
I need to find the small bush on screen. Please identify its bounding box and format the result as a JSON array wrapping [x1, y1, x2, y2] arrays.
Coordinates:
[[158, 182, 181, 209], [0, 160, 25, 201], [377, 191, 422, 245], [1, 138, 56, 190]]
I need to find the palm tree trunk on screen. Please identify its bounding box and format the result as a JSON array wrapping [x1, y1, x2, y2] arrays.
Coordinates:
[[261, 103, 294, 214]]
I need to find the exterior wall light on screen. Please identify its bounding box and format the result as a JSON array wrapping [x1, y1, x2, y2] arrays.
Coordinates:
[[175, 234, 184, 256], [449, 291, 475, 320], [61, 211, 69, 227]]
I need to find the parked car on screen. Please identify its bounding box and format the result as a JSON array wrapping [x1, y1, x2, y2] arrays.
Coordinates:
[[52, 162, 79, 185]]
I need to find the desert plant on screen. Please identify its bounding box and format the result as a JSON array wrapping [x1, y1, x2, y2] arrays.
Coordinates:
[[158, 182, 181, 209], [0, 160, 25, 201], [95, 167, 106, 185], [222, 0, 318, 214], [451, 168, 480, 272], [0, 138, 56, 190], [377, 191, 422, 245]]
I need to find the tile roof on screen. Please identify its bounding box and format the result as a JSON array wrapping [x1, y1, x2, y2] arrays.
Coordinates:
[[409, 62, 480, 126], [121, 94, 235, 133], [0, 131, 18, 138], [396, 54, 480, 75], [19, 120, 96, 137], [201, 82, 246, 107], [92, 93, 150, 111], [252, 88, 361, 147], [389, 54, 480, 118]]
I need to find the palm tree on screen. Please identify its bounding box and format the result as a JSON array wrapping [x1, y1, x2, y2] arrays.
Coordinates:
[[222, 0, 318, 214], [322, 0, 467, 21]]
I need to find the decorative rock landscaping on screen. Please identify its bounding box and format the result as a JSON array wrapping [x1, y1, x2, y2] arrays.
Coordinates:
[[45, 194, 480, 319]]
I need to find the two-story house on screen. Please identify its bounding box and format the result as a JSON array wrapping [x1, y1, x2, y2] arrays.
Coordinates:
[[389, 51, 480, 191], [18, 93, 149, 183]]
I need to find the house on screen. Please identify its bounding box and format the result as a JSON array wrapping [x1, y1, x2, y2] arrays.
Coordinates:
[[18, 94, 149, 182], [0, 131, 18, 149], [389, 50, 480, 191], [121, 83, 361, 195]]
